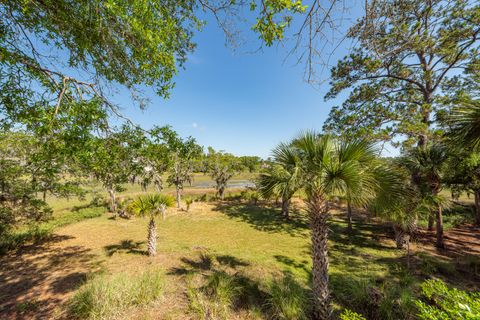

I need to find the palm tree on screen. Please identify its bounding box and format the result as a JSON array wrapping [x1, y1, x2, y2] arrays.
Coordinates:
[[373, 170, 450, 269], [290, 132, 380, 320], [403, 144, 449, 248], [258, 142, 302, 219], [445, 99, 480, 148], [128, 194, 175, 256], [338, 140, 378, 232]]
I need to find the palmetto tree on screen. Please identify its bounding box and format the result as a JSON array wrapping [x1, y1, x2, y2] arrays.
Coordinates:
[[258, 142, 302, 219], [289, 132, 380, 320], [128, 194, 175, 256], [445, 99, 480, 149], [403, 144, 449, 248]]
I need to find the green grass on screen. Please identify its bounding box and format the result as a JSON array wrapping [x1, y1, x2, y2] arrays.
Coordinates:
[[0, 206, 104, 253], [267, 272, 309, 320], [68, 268, 164, 320], [51, 202, 418, 318], [4, 183, 479, 319]]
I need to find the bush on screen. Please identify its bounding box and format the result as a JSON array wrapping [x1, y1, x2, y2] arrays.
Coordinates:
[[266, 273, 308, 320], [340, 309, 367, 320], [0, 207, 103, 254], [0, 224, 52, 254], [240, 189, 261, 205], [68, 268, 164, 319], [332, 274, 417, 320], [415, 279, 480, 320]]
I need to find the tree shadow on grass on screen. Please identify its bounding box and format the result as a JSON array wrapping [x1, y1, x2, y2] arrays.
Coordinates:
[[169, 252, 250, 276], [274, 254, 312, 281], [328, 218, 394, 252], [0, 234, 99, 319], [212, 203, 310, 238], [103, 239, 146, 256]]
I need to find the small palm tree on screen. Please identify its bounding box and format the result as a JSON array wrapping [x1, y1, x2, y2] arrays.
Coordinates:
[[290, 132, 381, 320], [185, 197, 193, 212], [370, 171, 419, 250], [403, 144, 449, 248], [258, 143, 302, 219], [128, 194, 175, 256]]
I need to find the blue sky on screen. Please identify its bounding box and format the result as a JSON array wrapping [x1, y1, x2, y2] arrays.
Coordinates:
[[119, 13, 349, 159], [111, 4, 400, 159]]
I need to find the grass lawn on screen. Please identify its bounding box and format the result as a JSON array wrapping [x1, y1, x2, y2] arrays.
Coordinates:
[[1, 184, 479, 319]]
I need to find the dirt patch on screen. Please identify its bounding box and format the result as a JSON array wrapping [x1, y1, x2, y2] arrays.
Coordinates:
[[0, 235, 100, 319], [417, 224, 480, 257]]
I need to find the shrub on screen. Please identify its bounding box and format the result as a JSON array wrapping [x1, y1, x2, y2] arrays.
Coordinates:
[[332, 274, 417, 320], [266, 273, 308, 320], [0, 224, 52, 254], [415, 279, 480, 320], [340, 309, 367, 320], [197, 193, 212, 202], [68, 268, 164, 319]]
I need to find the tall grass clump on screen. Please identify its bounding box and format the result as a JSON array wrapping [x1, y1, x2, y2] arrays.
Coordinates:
[[187, 271, 242, 319], [266, 273, 308, 320], [68, 268, 164, 319]]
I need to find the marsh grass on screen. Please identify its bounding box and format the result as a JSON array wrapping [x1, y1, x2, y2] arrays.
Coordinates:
[[68, 268, 164, 319]]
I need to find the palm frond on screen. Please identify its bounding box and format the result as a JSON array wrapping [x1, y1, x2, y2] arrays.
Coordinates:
[[128, 194, 175, 217], [445, 99, 480, 149]]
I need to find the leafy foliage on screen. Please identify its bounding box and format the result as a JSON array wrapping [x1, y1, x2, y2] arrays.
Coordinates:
[[415, 279, 480, 320], [128, 194, 175, 219], [339, 309, 367, 320], [324, 0, 480, 147]]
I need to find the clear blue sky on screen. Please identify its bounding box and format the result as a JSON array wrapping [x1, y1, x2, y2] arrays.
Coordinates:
[[117, 15, 345, 159]]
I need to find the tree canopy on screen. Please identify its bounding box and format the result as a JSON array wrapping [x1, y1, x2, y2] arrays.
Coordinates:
[[323, 0, 480, 148]]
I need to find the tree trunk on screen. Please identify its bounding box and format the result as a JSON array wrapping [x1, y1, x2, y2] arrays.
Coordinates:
[[147, 217, 157, 256], [281, 198, 290, 219], [219, 187, 225, 200], [160, 204, 167, 220], [108, 189, 116, 213], [475, 190, 480, 226], [427, 212, 434, 231], [406, 234, 411, 269], [176, 185, 181, 208], [307, 193, 331, 320], [393, 225, 407, 250], [346, 201, 353, 232], [436, 206, 444, 249]]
